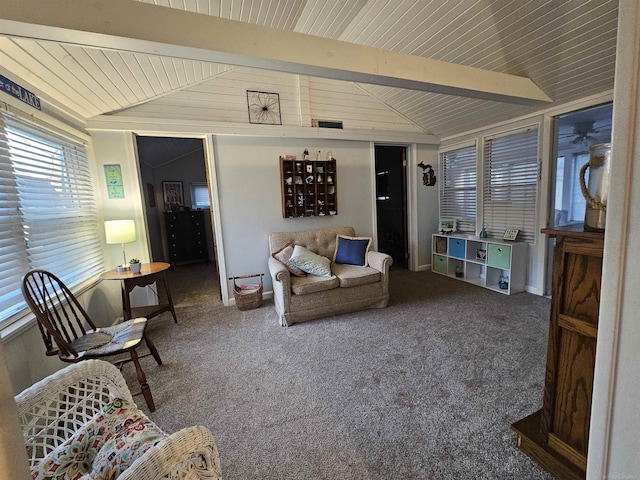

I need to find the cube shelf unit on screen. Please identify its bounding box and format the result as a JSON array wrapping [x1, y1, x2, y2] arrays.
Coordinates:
[[280, 156, 337, 218], [432, 234, 528, 295]]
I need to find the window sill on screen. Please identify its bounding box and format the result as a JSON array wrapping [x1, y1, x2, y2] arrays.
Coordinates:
[[1, 274, 103, 342]]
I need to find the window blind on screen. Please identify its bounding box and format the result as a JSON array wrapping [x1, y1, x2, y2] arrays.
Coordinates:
[[483, 127, 539, 243], [0, 112, 103, 324], [439, 144, 477, 234], [191, 182, 210, 208]]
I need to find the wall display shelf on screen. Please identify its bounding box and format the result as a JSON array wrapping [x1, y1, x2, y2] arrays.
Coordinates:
[[512, 226, 604, 479], [280, 156, 337, 218], [431, 233, 527, 295]]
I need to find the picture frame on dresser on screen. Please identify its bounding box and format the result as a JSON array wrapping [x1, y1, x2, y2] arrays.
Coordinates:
[[162, 181, 184, 208]]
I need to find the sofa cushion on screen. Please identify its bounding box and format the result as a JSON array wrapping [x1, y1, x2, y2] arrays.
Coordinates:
[[272, 243, 307, 277], [269, 227, 355, 260], [291, 275, 340, 295], [332, 263, 381, 288], [289, 245, 332, 276], [333, 235, 372, 266], [32, 398, 164, 480]]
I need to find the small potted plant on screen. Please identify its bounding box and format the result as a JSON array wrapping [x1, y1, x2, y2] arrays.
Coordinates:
[[129, 258, 141, 274]]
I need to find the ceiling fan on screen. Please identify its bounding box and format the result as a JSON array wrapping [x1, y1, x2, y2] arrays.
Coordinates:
[[559, 120, 610, 145]]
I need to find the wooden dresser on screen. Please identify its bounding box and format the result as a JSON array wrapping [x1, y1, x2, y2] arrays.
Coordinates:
[[512, 225, 604, 479], [164, 211, 208, 266]]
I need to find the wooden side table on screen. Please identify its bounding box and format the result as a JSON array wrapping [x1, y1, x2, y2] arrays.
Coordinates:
[[100, 262, 177, 323]]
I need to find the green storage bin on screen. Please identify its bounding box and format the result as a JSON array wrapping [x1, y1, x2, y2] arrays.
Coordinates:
[[432, 254, 448, 274], [487, 243, 511, 269]]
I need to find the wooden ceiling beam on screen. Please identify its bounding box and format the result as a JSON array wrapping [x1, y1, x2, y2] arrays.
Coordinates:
[[0, 0, 552, 106]]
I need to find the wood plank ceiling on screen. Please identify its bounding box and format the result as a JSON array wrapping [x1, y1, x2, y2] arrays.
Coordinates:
[[0, 0, 618, 139]]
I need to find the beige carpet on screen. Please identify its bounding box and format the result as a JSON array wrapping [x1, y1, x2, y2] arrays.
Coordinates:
[[125, 264, 552, 479]]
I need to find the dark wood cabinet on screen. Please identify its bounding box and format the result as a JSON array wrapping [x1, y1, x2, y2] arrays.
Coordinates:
[[280, 156, 337, 218], [164, 211, 208, 266], [512, 225, 604, 480]]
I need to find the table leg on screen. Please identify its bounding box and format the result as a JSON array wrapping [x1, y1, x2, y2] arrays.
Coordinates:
[[162, 271, 178, 323]]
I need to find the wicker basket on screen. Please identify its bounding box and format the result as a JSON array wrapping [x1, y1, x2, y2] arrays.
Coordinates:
[[229, 273, 263, 310]]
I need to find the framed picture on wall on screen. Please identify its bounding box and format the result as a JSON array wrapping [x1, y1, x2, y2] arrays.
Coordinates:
[[162, 181, 184, 208]]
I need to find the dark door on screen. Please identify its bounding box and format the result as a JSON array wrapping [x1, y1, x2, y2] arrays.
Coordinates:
[[375, 145, 408, 268]]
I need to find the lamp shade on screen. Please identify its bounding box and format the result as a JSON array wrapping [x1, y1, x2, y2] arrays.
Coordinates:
[[105, 220, 136, 244]]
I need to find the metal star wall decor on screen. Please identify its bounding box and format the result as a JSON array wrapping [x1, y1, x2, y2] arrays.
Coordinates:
[[247, 90, 282, 125]]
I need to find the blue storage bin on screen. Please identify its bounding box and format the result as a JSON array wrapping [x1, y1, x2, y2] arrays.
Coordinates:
[[449, 237, 466, 259]]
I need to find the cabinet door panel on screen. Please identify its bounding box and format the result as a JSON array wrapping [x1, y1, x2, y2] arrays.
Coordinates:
[[561, 252, 601, 326], [551, 327, 596, 463]]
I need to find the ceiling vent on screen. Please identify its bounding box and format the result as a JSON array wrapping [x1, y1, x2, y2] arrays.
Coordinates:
[[312, 119, 343, 129]]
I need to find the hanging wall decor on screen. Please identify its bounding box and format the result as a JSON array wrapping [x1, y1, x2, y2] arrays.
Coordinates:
[[247, 90, 282, 125], [418, 161, 436, 186]]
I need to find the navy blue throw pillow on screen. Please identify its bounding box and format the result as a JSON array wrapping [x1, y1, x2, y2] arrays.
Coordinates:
[[333, 235, 372, 266]]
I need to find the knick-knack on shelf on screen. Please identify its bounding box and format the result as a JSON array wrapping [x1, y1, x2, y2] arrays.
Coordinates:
[[303, 148, 309, 160]]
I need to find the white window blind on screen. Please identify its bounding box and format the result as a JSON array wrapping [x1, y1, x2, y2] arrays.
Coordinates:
[[191, 182, 210, 209], [0, 112, 103, 325], [439, 144, 477, 234], [483, 127, 539, 243]]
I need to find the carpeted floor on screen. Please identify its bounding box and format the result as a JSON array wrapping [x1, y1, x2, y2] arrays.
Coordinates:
[[126, 263, 552, 479]]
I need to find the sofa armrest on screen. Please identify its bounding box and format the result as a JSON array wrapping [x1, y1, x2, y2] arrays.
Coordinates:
[[15, 359, 135, 467], [268, 255, 290, 283], [120, 425, 222, 480], [268, 256, 292, 325], [368, 250, 393, 274]]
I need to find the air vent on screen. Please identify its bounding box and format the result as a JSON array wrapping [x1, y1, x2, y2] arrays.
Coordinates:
[[312, 119, 343, 129]]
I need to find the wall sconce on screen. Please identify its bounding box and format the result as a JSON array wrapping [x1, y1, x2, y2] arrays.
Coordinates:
[[105, 220, 136, 272]]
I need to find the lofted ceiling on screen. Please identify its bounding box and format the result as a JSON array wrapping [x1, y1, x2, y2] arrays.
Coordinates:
[[0, 0, 618, 140]]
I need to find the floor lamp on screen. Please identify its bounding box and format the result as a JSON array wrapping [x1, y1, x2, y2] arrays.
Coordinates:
[[105, 220, 136, 272]]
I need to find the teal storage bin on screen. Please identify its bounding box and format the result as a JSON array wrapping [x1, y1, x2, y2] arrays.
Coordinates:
[[432, 255, 448, 274], [487, 243, 511, 269]]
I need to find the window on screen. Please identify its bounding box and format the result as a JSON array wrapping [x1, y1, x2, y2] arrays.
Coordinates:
[[0, 112, 102, 325], [483, 127, 539, 243], [439, 144, 477, 234], [190, 182, 210, 209], [569, 153, 589, 223]]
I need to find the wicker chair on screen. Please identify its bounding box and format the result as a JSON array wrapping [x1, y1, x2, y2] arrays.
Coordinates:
[[14, 359, 222, 480], [22, 269, 162, 411]]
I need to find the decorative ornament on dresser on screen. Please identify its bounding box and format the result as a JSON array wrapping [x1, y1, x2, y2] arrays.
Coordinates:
[[246, 90, 282, 125]]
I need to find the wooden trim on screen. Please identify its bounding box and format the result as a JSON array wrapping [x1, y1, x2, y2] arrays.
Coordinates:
[[549, 433, 587, 471], [558, 314, 598, 339], [512, 410, 585, 480]]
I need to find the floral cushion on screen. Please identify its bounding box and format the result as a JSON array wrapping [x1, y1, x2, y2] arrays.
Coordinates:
[[32, 398, 165, 480], [89, 413, 164, 479]]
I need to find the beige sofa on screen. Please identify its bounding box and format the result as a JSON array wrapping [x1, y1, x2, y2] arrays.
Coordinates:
[[268, 226, 393, 326]]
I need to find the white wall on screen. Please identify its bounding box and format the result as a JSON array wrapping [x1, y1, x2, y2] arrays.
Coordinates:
[[415, 144, 440, 269], [588, 2, 640, 477], [214, 137, 376, 293]]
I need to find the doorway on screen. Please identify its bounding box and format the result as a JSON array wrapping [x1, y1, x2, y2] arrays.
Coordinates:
[[375, 145, 408, 269], [546, 102, 612, 295], [135, 135, 222, 300]]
